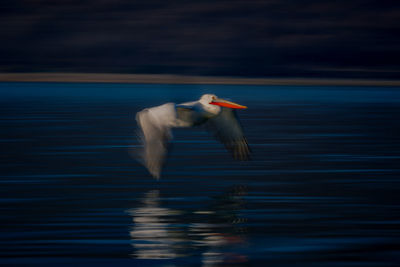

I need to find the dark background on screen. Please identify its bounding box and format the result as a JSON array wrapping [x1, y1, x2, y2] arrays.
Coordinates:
[[1, 0, 400, 79]]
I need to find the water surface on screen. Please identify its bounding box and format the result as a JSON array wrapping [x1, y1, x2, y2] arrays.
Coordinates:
[[1, 82, 400, 266]]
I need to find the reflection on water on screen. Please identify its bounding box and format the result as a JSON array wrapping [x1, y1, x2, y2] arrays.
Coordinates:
[[191, 186, 248, 267], [127, 187, 248, 266], [127, 190, 185, 259]]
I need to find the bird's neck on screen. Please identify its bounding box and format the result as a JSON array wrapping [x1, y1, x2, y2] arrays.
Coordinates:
[[200, 103, 220, 115]]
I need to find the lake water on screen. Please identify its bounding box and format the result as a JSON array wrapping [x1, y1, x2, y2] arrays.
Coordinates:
[[1, 82, 400, 266]]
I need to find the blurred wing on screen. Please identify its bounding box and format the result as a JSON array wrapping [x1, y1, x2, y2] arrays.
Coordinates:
[[206, 108, 250, 160], [176, 105, 208, 126], [136, 109, 172, 179], [176, 105, 196, 125]]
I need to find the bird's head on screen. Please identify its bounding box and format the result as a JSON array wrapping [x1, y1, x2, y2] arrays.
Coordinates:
[[200, 94, 247, 114]]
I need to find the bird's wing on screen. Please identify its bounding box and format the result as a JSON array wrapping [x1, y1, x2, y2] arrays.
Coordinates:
[[176, 104, 208, 126], [205, 107, 250, 160], [136, 109, 172, 179]]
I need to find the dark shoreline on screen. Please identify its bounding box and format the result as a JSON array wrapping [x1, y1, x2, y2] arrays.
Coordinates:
[[1, 72, 400, 86]]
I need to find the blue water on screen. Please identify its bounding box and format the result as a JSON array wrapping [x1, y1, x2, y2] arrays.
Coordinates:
[[1, 82, 400, 266]]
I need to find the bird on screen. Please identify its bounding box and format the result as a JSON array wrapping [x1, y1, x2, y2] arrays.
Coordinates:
[[135, 94, 250, 179]]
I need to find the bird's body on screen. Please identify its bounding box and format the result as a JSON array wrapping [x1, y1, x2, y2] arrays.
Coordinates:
[[136, 94, 250, 178]]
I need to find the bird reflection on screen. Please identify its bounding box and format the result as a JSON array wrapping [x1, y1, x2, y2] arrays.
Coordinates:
[[126, 190, 186, 259], [190, 186, 248, 266], [126, 186, 248, 266]]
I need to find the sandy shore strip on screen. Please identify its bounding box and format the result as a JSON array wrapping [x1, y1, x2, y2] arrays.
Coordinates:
[[1, 73, 400, 86]]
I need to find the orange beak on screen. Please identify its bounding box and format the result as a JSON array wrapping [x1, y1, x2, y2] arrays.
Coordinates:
[[210, 98, 247, 109]]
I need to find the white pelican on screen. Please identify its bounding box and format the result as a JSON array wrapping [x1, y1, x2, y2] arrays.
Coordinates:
[[136, 94, 250, 179]]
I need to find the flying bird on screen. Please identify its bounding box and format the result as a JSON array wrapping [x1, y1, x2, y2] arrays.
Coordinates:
[[135, 94, 250, 179]]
